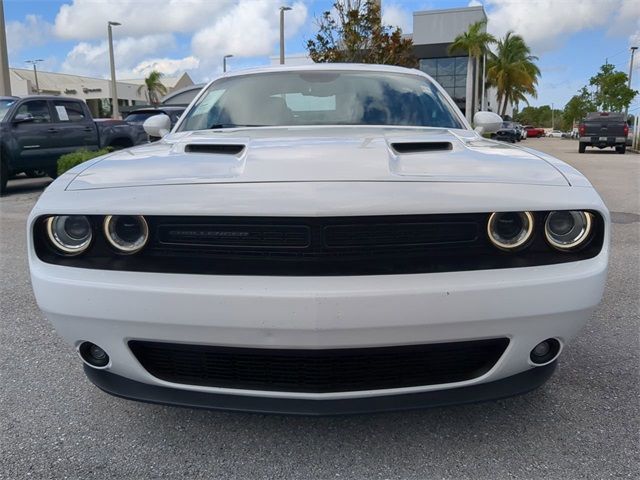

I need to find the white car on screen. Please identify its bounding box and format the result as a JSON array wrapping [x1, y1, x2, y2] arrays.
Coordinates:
[[28, 64, 609, 414], [547, 130, 564, 138]]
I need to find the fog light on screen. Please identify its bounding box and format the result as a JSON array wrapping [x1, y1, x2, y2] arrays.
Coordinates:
[[79, 342, 110, 368], [530, 338, 561, 365]]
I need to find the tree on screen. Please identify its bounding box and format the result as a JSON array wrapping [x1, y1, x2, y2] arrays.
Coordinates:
[[486, 32, 540, 116], [589, 63, 637, 112], [138, 70, 168, 105], [562, 87, 595, 130], [306, 0, 416, 68], [448, 20, 496, 119]]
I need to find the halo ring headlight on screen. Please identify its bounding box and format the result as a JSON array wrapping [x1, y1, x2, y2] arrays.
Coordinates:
[[487, 211, 534, 250], [45, 215, 92, 255], [545, 211, 592, 250], [103, 215, 149, 254]]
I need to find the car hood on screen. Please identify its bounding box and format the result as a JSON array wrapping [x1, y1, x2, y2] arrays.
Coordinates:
[[65, 127, 569, 190]]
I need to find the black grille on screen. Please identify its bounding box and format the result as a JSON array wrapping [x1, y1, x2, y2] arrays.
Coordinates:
[[324, 221, 477, 247], [34, 213, 605, 276], [158, 224, 310, 248], [129, 338, 509, 393]]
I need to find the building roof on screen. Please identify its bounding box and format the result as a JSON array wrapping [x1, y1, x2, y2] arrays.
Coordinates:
[[11, 68, 119, 93], [413, 5, 487, 19], [119, 72, 194, 89]]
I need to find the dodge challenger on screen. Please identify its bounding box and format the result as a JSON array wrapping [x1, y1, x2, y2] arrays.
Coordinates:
[[28, 64, 609, 414]]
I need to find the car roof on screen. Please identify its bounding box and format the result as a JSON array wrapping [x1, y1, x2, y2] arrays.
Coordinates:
[[160, 84, 205, 104], [221, 63, 426, 80]]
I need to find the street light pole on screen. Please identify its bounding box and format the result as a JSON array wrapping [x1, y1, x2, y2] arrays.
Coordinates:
[[0, 0, 11, 96], [107, 21, 121, 119], [279, 6, 292, 65], [223, 54, 233, 73], [25, 59, 43, 94], [626, 46, 638, 117]]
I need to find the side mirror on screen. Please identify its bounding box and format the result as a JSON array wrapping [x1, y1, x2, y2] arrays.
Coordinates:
[[473, 111, 503, 135], [13, 113, 35, 124], [143, 114, 171, 138]]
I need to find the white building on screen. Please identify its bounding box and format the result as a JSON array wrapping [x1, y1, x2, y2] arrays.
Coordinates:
[[9, 69, 194, 118], [410, 6, 512, 120]]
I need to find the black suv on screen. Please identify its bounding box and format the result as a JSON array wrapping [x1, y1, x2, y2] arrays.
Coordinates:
[[493, 122, 519, 143]]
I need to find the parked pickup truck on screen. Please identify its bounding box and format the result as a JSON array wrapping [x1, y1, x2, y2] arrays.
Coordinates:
[[578, 112, 629, 154], [1, 96, 143, 193]]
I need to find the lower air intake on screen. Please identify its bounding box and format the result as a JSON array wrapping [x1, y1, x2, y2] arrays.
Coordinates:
[[129, 338, 509, 393]]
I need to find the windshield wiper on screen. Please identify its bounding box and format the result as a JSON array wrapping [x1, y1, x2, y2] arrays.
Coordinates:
[[208, 123, 265, 129]]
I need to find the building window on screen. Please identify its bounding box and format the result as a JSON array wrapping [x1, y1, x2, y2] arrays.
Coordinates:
[[419, 56, 468, 111]]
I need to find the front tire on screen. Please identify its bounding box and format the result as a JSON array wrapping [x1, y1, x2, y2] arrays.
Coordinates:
[[578, 142, 586, 153], [0, 160, 8, 195], [25, 169, 47, 178], [45, 167, 58, 180]]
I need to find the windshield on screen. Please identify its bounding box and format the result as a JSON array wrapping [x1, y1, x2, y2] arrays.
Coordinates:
[[0, 99, 17, 121], [178, 71, 463, 132]]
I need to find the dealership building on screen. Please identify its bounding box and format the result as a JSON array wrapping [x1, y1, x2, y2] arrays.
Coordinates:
[[8, 69, 194, 118], [276, 5, 510, 120]]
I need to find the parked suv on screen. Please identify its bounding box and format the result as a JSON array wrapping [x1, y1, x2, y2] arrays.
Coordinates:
[[493, 121, 519, 143]]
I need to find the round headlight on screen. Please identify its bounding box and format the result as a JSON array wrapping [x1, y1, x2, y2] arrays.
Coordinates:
[[487, 211, 534, 250], [545, 211, 592, 250], [103, 215, 149, 254], [46, 215, 92, 255]]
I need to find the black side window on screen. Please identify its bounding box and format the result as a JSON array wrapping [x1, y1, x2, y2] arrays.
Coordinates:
[[16, 100, 51, 123], [53, 101, 86, 122]]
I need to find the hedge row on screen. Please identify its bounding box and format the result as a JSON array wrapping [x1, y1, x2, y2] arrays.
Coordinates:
[[57, 148, 113, 175]]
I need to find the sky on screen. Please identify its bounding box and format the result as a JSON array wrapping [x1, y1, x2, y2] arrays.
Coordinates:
[[3, 0, 640, 112]]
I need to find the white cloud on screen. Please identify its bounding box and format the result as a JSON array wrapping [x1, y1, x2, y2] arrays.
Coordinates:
[[468, 0, 483, 6], [6, 15, 53, 54], [192, 0, 307, 67], [613, 0, 640, 48], [485, 0, 623, 53], [53, 0, 308, 79], [54, 0, 235, 40], [131, 56, 200, 77], [61, 34, 176, 77], [383, 4, 413, 33]]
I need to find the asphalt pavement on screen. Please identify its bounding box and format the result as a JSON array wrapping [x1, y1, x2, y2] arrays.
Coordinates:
[[1, 138, 638, 479]]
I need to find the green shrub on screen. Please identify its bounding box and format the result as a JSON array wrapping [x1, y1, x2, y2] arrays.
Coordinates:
[[57, 148, 112, 175]]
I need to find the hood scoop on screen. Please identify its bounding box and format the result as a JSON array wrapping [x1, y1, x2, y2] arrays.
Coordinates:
[[184, 144, 245, 155], [391, 142, 453, 154]]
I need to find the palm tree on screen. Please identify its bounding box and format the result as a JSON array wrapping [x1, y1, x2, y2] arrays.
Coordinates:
[[486, 32, 540, 116], [448, 20, 496, 120], [138, 70, 168, 105]]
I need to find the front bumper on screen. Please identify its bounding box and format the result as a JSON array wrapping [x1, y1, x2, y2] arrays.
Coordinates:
[[579, 136, 626, 145], [31, 251, 607, 408], [84, 361, 557, 415]]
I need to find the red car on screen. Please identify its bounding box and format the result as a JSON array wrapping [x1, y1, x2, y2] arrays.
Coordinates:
[[523, 126, 545, 138]]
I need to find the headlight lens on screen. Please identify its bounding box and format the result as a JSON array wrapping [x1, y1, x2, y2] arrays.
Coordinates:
[[487, 211, 534, 250], [46, 215, 92, 254], [103, 215, 149, 254], [545, 211, 592, 250]]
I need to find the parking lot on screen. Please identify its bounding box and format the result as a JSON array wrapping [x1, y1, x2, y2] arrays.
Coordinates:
[[0, 137, 638, 479]]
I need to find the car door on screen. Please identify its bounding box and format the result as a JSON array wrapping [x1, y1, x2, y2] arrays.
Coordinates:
[[10, 99, 57, 170], [51, 100, 99, 157]]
